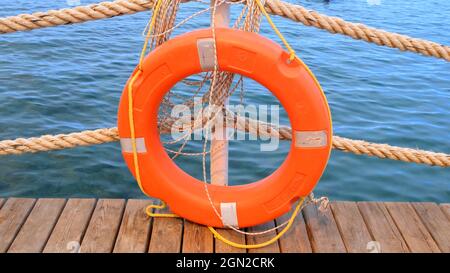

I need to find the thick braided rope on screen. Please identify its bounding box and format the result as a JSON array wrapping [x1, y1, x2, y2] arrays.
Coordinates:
[[332, 136, 450, 167], [1, 126, 449, 167], [264, 0, 450, 61], [0, 128, 119, 155], [1, 0, 450, 62], [0, 0, 156, 34]]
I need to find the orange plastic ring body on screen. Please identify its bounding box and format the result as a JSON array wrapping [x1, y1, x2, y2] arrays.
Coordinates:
[[118, 28, 332, 228]]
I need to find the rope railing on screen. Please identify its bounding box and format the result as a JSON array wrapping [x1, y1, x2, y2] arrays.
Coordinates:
[[1, 0, 450, 62], [264, 0, 450, 62], [0, 125, 449, 167], [0, 0, 448, 168]]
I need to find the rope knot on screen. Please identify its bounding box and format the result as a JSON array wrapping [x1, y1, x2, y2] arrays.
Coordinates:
[[306, 192, 330, 213]]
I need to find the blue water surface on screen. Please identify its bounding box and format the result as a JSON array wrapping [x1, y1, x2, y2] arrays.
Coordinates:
[[0, 0, 449, 202]]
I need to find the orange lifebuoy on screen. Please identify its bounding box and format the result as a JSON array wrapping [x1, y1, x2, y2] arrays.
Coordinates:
[[117, 28, 332, 228]]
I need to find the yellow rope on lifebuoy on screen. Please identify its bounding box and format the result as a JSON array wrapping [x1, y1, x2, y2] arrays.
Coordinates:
[[145, 202, 180, 218], [254, 0, 296, 61], [208, 197, 306, 249], [132, 0, 312, 249], [128, 0, 178, 218], [129, 0, 163, 194]]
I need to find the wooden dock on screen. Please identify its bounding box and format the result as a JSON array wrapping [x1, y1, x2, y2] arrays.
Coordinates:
[[0, 198, 449, 253]]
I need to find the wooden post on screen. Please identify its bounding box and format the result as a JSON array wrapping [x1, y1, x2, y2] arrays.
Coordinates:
[[210, 0, 229, 186]]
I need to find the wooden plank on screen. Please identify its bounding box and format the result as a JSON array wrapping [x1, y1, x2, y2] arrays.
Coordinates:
[[303, 204, 346, 253], [385, 202, 440, 253], [247, 221, 280, 253], [440, 204, 450, 220], [43, 198, 96, 253], [80, 199, 125, 253], [113, 199, 152, 253], [331, 201, 373, 253], [0, 198, 36, 253], [8, 198, 66, 253], [148, 206, 183, 253], [412, 202, 450, 252], [275, 210, 312, 253], [214, 228, 246, 253], [358, 202, 409, 253], [182, 220, 213, 253]]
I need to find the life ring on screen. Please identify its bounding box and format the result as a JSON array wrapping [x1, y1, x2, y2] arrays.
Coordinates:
[[117, 28, 332, 228]]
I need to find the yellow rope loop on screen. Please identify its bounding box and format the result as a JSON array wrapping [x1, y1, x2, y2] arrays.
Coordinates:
[[129, 0, 163, 193], [145, 201, 179, 218], [138, 0, 164, 70], [209, 197, 305, 249], [254, 0, 296, 61], [133, 0, 305, 250], [127, 70, 144, 192], [130, 0, 183, 221]]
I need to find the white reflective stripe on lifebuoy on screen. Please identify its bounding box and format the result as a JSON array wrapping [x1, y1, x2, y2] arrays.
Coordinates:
[[197, 38, 215, 71], [294, 131, 328, 148], [120, 138, 147, 153], [220, 202, 239, 228]]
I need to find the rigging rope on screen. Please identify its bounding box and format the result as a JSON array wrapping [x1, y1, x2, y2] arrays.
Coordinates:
[[138, 0, 304, 248], [1, 0, 449, 62], [1, 126, 449, 167], [0, 0, 448, 250]]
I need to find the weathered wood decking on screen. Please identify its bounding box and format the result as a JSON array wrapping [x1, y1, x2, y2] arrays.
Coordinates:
[[0, 198, 449, 253]]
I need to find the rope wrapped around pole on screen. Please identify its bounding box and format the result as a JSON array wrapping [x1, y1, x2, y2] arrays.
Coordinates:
[[0, 0, 449, 62], [0, 126, 449, 167]]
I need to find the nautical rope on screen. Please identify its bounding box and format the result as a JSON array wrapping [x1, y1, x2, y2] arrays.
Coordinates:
[[1, 0, 450, 62], [208, 197, 306, 249], [1, 0, 447, 250], [127, 0, 165, 194], [1, 125, 449, 167], [0, 128, 119, 154], [0, 0, 156, 33], [263, 0, 450, 62]]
